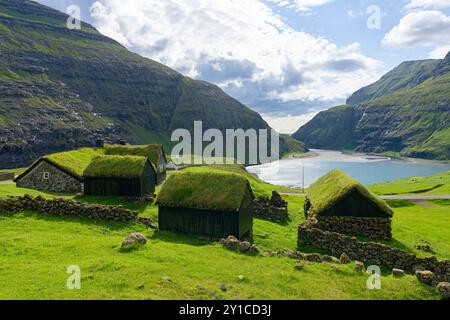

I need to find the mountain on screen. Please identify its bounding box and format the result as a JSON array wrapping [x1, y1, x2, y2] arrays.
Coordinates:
[[293, 53, 450, 160], [0, 0, 305, 168]]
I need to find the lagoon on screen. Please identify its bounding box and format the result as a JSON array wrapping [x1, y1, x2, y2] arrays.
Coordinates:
[[247, 150, 450, 188]]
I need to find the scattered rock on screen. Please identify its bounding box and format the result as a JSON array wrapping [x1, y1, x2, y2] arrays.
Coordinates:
[[321, 255, 340, 264], [393, 268, 405, 277], [294, 264, 305, 271], [355, 261, 365, 272], [303, 253, 322, 263], [162, 276, 172, 283], [437, 282, 450, 300], [238, 275, 245, 281], [138, 284, 145, 290], [340, 253, 351, 264], [219, 284, 228, 292], [121, 233, 147, 249], [331, 264, 339, 271], [238, 241, 252, 252], [416, 270, 437, 286]]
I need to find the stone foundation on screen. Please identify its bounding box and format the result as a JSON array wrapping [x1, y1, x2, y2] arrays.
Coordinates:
[[254, 191, 288, 222], [0, 194, 154, 227], [298, 220, 450, 282], [313, 216, 392, 240]]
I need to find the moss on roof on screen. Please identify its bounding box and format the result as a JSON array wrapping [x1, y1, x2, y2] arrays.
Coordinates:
[[44, 148, 105, 178], [157, 167, 254, 211], [104, 144, 164, 165], [83, 156, 149, 178], [307, 170, 393, 217]]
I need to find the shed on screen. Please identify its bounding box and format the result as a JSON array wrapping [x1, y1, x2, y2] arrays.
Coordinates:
[[157, 169, 255, 239], [305, 170, 393, 218], [83, 156, 156, 197], [104, 144, 167, 184]]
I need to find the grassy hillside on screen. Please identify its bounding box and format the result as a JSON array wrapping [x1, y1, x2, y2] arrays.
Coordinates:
[[0, 0, 303, 169], [369, 170, 450, 195], [293, 54, 450, 160]]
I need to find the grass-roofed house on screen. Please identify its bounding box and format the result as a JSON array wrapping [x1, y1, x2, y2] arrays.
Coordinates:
[[304, 170, 393, 240], [104, 144, 167, 184], [83, 156, 157, 198], [14, 148, 104, 193], [157, 168, 255, 239]]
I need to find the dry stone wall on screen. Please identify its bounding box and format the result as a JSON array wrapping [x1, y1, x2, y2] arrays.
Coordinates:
[[313, 216, 392, 240], [0, 195, 154, 227], [298, 220, 450, 282], [254, 191, 288, 222]]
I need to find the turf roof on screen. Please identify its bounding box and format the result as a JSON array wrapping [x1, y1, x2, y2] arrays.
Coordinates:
[[83, 155, 149, 178], [104, 144, 164, 166], [44, 148, 105, 178], [157, 167, 254, 211], [307, 170, 393, 217]]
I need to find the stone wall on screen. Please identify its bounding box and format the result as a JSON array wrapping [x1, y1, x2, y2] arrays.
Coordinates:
[[254, 191, 288, 222], [313, 216, 392, 240], [298, 220, 450, 282], [16, 160, 82, 193], [0, 195, 154, 227]]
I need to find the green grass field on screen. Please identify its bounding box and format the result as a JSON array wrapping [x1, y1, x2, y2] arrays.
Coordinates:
[[369, 170, 450, 195], [0, 171, 448, 300]]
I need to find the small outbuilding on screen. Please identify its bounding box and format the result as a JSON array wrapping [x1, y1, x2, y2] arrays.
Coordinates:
[[13, 148, 103, 193], [104, 144, 167, 184], [304, 170, 393, 240], [157, 169, 255, 239], [83, 155, 156, 198]]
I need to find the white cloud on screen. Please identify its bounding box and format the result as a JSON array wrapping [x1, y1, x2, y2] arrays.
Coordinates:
[[405, 0, 450, 10], [90, 0, 382, 115], [428, 45, 450, 58], [382, 10, 450, 47], [262, 111, 321, 134], [269, 0, 333, 12]]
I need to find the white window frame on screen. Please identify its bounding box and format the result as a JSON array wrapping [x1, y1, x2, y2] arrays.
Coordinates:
[[43, 172, 50, 180]]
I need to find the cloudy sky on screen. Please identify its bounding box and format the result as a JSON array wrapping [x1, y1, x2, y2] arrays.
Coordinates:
[[37, 0, 450, 133]]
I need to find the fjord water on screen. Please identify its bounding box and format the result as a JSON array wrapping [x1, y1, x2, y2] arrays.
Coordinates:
[[247, 150, 450, 188]]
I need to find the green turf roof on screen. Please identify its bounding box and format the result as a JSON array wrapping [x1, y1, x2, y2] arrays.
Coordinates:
[[306, 170, 393, 217], [157, 167, 254, 211], [104, 144, 164, 166], [83, 156, 149, 178], [44, 148, 105, 178]]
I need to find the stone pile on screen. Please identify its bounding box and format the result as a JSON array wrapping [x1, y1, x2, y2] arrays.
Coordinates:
[[253, 191, 288, 222], [298, 221, 450, 282], [220, 236, 261, 254], [0, 195, 155, 227]]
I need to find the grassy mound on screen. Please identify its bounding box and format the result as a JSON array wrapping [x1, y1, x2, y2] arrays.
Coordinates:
[[104, 145, 163, 166], [157, 167, 252, 210], [44, 148, 105, 178], [83, 156, 148, 178], [307, 170, 393, 217]]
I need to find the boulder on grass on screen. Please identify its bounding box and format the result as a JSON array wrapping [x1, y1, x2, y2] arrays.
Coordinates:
[[437, 282, 450, 300], [340, 253, 351, 264], [393, 269, 405, 277], [122, 233, 147, 249], [355, 261, 365, 272], [416, 270, 437, 286]]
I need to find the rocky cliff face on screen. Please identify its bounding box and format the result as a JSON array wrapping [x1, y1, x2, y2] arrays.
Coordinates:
[[293, 53, 450, 160], [0, 0, 304, 168]]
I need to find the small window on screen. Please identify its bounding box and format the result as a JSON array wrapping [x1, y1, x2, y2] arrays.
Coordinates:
[[43, 172, 50, 180]]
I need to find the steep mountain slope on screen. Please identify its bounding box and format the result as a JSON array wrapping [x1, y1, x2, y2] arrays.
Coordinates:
[[293, 53, 450, 160], [0, 0, 304, 168]]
